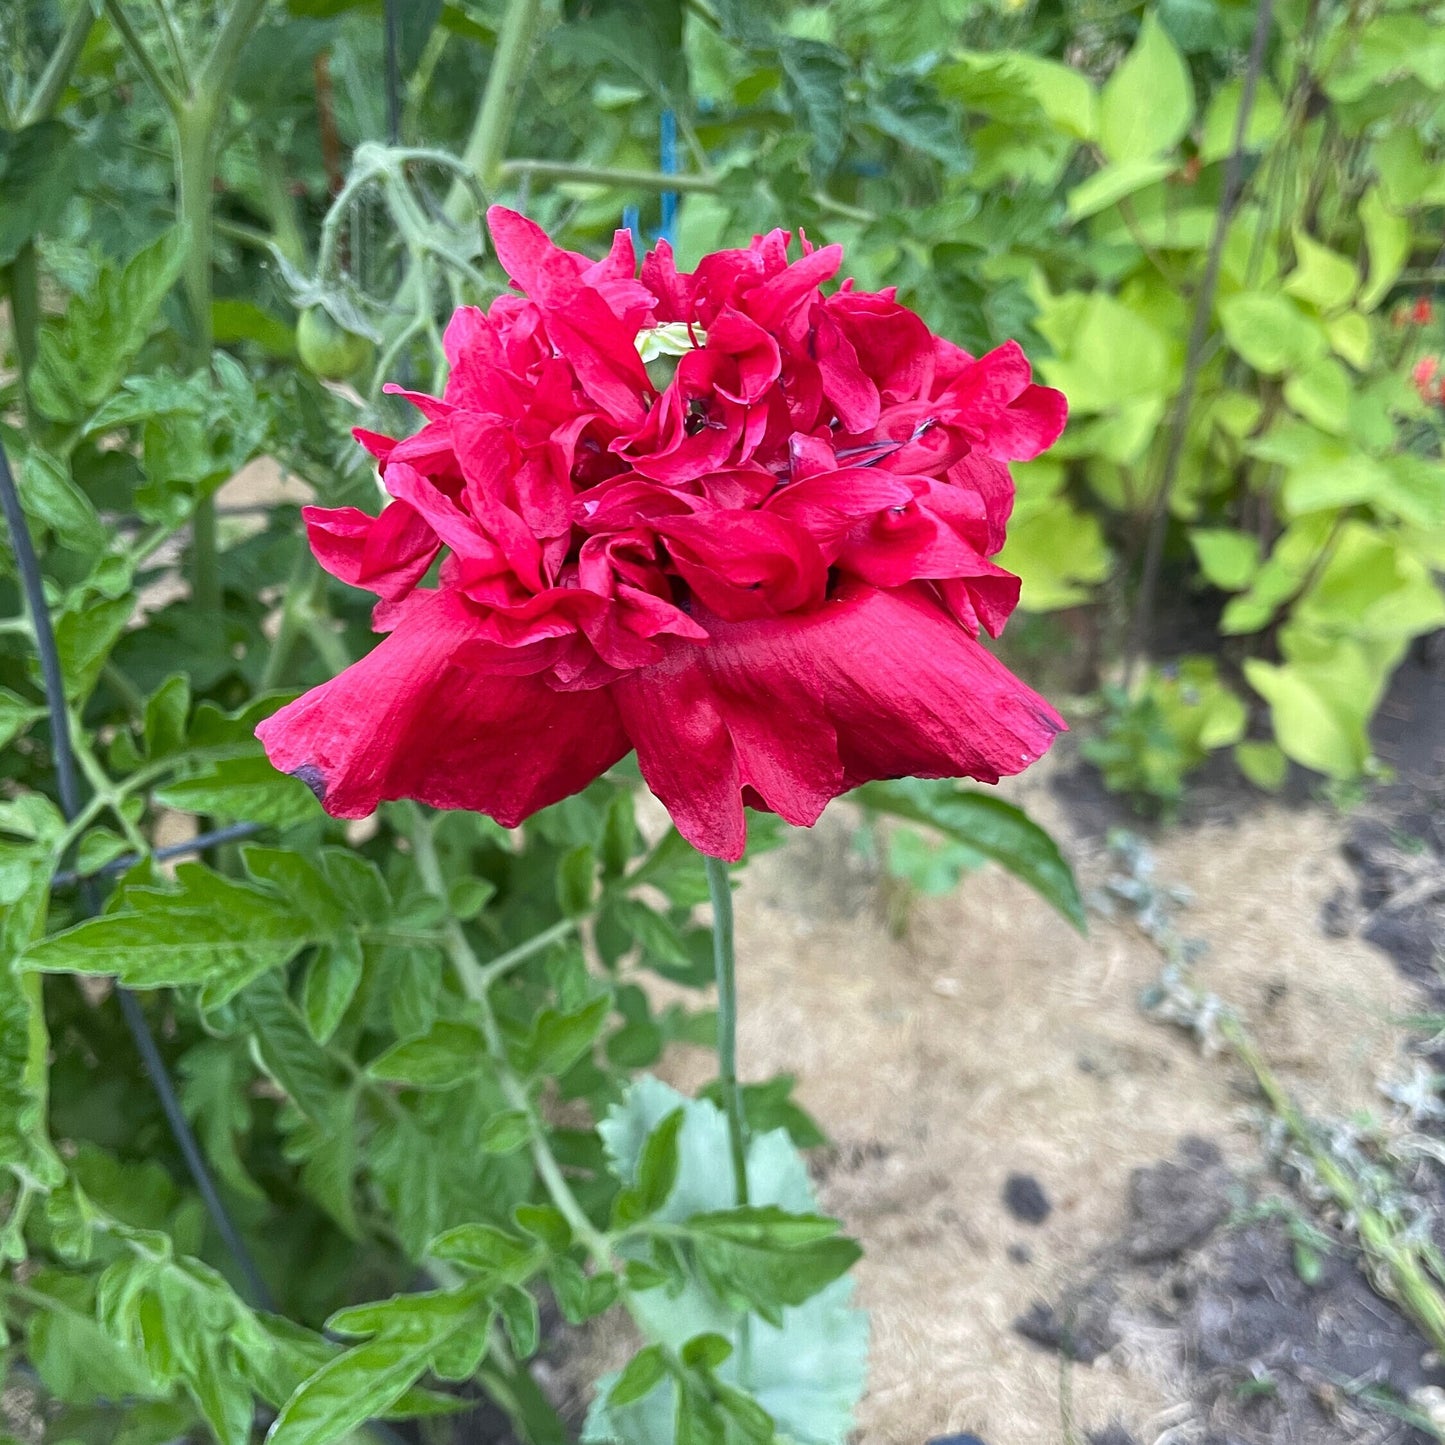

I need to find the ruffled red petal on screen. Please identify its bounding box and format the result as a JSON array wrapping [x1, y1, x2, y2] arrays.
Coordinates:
[[614, 583, 1064, 859], [256, 590, 629, 824]]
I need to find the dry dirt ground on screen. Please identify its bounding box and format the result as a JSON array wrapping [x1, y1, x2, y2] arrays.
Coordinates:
[[648, 756, 1436, 1445]]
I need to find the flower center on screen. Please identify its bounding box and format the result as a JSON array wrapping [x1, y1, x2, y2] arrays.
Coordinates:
[[636, 321, 707, 393]]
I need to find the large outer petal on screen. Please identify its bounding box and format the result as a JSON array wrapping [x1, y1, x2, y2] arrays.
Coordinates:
[[256, 590, 629, 824], [613, 583, 1065, 860]]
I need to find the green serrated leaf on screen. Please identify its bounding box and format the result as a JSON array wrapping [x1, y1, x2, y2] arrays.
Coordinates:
[[780, 38, 849, 177], [268, 1331, 454, 1445], [600, 791, 638, 877], [52, 594, 132, 705], [514, 1203, 572, 1253], [0, 689, 44, 752], [302, 932, 364, 1044], [0, 121, 81, 264], [686, 1207, 860, 1316], [480, 1109, 532, 1155], [636, 1108, 685, 1215], [610, 1344, 670, 1408], [367, 1021, 489, 1088], [556, 844, 597, 918], [156, 756, 323, 829], [428, 1222, 536, 1275], [529, 994, 611, 1078], [593, 1078, 867, 1445], [143, 675, 192, 759], [22, 864, 322, 1006], [20, 451, 106, 553], [496, 1284, 540, 1360], [30, 232, 184, 423], [1067, 157, 1173, 221]]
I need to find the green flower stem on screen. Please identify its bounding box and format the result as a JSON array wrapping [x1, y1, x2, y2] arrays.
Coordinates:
[[445, 0, 545, 219], [405, 804, 611, 1264], [704, 851, 755, 1384], [703, 854, 749, 1208]]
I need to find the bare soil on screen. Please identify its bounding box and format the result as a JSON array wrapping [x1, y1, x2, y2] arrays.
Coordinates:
[[649, 751, 1436, 1445]]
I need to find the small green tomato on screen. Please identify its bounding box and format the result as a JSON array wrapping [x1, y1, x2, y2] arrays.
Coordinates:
[[296, 306, 374, 382]]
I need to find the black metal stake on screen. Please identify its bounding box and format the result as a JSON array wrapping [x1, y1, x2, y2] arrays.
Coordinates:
[[0, 438, 274, 1312]]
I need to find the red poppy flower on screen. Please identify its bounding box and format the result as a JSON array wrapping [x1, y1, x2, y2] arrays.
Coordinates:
[[257, 208, 1068, 860]]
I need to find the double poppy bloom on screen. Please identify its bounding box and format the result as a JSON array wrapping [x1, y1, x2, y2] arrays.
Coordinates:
[[257, 209, 1068, 860]]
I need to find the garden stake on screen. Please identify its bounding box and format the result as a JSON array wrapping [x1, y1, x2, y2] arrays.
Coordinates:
[[0, 438, 274, 1313], [50, 821, 265, 890]]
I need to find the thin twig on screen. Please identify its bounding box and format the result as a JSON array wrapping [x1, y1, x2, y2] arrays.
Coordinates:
[[1124, 0, 1276, 680]]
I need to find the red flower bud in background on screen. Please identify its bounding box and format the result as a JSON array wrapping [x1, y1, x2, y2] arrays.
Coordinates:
[[1414, 355, 1439, 403], [1414, 296, 1434, 326], [258, 209, 1068, 860]]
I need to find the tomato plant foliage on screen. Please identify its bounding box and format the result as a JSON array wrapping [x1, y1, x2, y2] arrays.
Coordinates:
[[2, 0, 1436, 1438]]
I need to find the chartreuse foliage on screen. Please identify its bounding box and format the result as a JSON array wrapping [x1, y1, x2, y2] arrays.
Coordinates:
[[949, 3, 1445, 801]]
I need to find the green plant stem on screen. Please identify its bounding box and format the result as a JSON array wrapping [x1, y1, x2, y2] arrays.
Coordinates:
[[445, 0, 545, 219], [1220, 1013, 1445, 1357], [405, 805, 611, 1263], [173, 105, 221, 615], [704, 851, 755, 1384], [498, 159, 719, 193], [149, 0, 189, 88], [49, 742, 257, 865], [477, 919, 580, 990], [104, 0, 184, 111], [22, 1, 97, 125], [255, 139, 309, 266], [113, 0, 267, 618], [198, 0, 268, 98], [214, 216, 278, 253], [259, 548, 317, 691], [70, 731, 151, 856], [703, 855, 749, 1208]]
